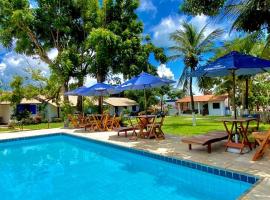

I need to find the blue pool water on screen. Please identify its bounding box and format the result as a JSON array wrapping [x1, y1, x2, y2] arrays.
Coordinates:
[[0, 134, 254, 200]]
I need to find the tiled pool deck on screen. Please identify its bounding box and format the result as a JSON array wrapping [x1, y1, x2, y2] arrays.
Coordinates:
[[1, 128, 269, 200]]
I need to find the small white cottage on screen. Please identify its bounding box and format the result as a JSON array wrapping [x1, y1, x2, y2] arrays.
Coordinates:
[[104, 97, 139, 116], [176, 95, 229, 116], [0, 96, 139, 124]]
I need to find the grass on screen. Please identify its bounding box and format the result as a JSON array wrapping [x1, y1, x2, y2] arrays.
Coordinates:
[[0, 122, 64, 133], [1, 116, 270, 136], [162, 116, 270, 136]]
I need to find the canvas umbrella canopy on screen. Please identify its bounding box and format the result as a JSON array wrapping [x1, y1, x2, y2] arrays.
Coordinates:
[[64, 86, 87, 96], [116, 72, 175, 110], [66, 83, 119, 113], [192, 51, 270, 119]]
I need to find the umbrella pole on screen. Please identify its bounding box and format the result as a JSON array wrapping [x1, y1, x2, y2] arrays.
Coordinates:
[[245, 77, 249, 112], [82, 96, 84, 117], [232, 70, 237, 119], [101, 96, 103, 114], [144, 88, 147, 111]]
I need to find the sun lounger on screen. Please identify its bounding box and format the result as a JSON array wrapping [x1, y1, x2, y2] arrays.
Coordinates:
[[252, 130, 270, 161], [117, 116, 139, 137], [181, 131, 228, 153]]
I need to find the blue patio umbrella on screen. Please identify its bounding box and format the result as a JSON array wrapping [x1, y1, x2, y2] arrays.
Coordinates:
[[64, 86, 87, 96], [78, 83, 119, 96], [75, 83, 120, 113], [116, 72, 175, 110], [192, 51, 270, 118]]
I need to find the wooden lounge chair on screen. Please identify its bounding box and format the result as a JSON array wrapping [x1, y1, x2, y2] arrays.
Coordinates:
[[252, 130, 270, 161], [181, 131, 228, 153], [117, 116, 139, 137]]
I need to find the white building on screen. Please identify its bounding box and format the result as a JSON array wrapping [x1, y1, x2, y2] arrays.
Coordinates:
[[104, 97, 139, 116], [0, 98, 63, 124], [176, 95, 229, 116], [0, 96, 138, 124]]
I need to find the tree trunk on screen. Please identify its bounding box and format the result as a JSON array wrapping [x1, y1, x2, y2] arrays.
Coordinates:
[[77, 77, 84, 113], [189, 75, 196, 126], [160, 95, 163, 112], [63, 81, 69, 102], [97, 73, 106, 114]]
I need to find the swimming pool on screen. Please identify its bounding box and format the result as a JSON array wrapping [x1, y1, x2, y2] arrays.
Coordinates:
[[0, 133, 258, 200]]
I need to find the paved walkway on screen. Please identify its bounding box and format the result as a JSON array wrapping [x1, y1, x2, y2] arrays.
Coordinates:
[[0, 128, 269, 199]]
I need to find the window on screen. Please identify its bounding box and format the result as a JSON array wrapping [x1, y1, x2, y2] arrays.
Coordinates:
[[17, 104, 37, 114], [132, 105, 137, 111], [213, 103, 220, 109]]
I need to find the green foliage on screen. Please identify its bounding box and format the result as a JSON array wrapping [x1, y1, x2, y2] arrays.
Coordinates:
[[124, 90, 159, 111], [0, 0, 166, 104], [180, 0, 270, 34], [61, 102, 74, 120], [9, 76, 25, 105], [181, 0, 225, 16], [167, 89, 185, 100], [86, 28, 120, 82], [250, 74, 270, 110], [11, 109, 31, 122]]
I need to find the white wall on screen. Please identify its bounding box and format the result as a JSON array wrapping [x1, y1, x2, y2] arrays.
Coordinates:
[[108, 105, 139, 116], [208, 101, 225, 116], [0, 105, 12, 124], [45, 104, 59, 121]]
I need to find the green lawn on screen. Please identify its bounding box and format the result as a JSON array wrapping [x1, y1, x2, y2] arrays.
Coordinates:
[[1, 116, 270, 137], [0, 122, 64, 133], [162, 116, 270, 136]]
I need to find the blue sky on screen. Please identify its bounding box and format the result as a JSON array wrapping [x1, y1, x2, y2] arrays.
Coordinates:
[[0, 0, 237, 91]]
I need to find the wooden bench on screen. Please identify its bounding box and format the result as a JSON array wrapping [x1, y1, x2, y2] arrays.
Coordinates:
[[181, 131, 228, 153]]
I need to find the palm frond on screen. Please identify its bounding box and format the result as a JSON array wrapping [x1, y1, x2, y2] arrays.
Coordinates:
[[197, 29, 224, 53]]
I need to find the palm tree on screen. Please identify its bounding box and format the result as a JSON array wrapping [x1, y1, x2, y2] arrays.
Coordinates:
[[169, 21, 223, 125]]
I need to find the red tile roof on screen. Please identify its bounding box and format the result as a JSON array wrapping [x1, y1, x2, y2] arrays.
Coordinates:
[[176, 95, 228, 103]]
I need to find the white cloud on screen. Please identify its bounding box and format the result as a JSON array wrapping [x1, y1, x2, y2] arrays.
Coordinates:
[[137, 0, 157, 15], [152, 15, 186, 47], [157, 64, 174, 80], [48, 48, 58, 60], [85, 76, 97, 86], [0, 51, 50, 85], [151, 14, 225, 47]]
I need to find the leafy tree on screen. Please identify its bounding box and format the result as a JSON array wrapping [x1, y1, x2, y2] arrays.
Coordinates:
[[169, 22, 223, 125], [0, 0, 166, 113], [250, 74, 270, 111], [0, 0, 98, 107], [181, 0, 226, 16], [167, 89, 185, 100]]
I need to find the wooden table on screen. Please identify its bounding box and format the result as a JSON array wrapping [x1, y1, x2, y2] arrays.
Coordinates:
[[221, 118, 258, 153], [137, 115, 156, 139]]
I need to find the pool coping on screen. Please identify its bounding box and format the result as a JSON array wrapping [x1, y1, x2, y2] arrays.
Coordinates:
[[0, 131, 261, 199]]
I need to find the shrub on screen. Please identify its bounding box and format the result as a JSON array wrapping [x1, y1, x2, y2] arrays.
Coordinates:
[[33, 115, 42, 124]]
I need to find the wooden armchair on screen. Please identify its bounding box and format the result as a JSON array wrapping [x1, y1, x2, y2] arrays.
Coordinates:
[[68, 114, 79, 128], [146, 116, 165, 139]]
